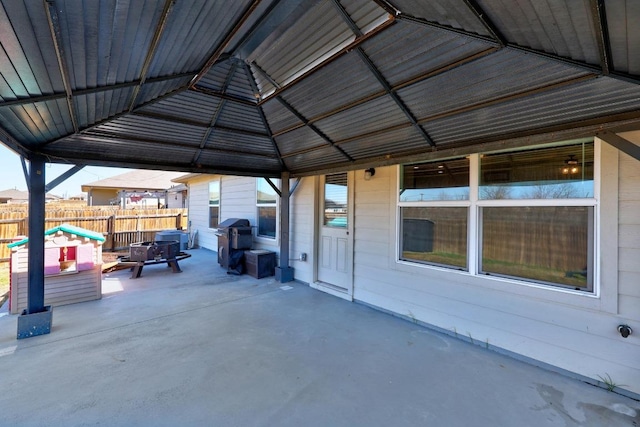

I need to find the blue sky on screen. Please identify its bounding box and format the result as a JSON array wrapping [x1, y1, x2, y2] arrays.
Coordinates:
[[0, 144, 130, 198]]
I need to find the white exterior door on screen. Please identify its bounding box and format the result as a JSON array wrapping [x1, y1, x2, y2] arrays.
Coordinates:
[[316, 172, 354, 299]]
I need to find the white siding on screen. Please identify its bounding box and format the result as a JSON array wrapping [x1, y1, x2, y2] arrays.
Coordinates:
[[288, 176, 316, 283], [186, 176, 219, 251], [184, 174, 316, 283], [350, 147, 640, 395], [618, 132, 640, 324]]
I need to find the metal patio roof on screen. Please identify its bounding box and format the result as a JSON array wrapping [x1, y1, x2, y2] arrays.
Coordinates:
[[1, 0, 639, 178]]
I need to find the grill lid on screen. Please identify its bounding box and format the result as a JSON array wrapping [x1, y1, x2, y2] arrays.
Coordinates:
[[217, 218, 250, 230]]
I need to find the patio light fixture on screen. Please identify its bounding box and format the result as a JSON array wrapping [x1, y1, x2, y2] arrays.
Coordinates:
[[364, 168, 376, 180]]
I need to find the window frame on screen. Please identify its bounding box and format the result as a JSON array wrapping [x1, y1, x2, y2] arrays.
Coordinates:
[[256, 178, 278, 240], [208, 179, 220, 229], [396, 138, 599, 295]]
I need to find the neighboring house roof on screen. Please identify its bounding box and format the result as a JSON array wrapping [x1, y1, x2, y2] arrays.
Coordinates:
[[81, 170, 186, 192], [172, 173, 204, 184], [8, 223, 106, 248], [167, 183, 188, 192], [0, 189, 28, 201], [0, 189, 62, 202]]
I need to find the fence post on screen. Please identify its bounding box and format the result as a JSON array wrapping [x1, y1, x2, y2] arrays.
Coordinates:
[[107, 215, 116, 252], [176, 213, 182, 230]]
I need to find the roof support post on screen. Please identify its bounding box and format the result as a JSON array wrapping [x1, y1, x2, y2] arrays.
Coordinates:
[[17, 154, 52, 339], [275, 171, 294, 282]]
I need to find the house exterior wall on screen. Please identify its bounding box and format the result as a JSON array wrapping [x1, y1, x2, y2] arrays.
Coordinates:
[[350, 140, 639, 396], [183, 136, 639, 396], [618, 132, 640, 324], [166, 191, 185, 209], [87, 189, 117, 206], [186, 175, 315, 274]]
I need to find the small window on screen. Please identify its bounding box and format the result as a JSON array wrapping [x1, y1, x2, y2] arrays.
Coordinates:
[[209, 180, 220, 228], [45, 246, 77, 275], [324, 173, 348, 228], [257, 178, 278, 239]]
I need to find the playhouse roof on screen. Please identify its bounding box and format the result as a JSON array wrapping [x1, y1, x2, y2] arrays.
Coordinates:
[[8, 224, 106, 248]]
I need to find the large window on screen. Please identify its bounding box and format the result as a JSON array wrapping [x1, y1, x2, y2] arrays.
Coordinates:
[[208, 180, 220, 228], [257, 178, 278, 239], [399, 139, 596, 292]]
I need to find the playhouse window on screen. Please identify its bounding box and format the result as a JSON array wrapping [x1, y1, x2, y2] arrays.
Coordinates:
[[44, 244, 95, 275]]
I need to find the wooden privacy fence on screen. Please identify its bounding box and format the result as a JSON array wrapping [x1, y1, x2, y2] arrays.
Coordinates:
[[0, 207, 188, 262]]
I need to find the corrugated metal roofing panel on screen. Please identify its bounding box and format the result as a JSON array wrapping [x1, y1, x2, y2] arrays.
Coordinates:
[[91, 115, 206, 146], [74, 87, 135, 128], [341, 0, 389, 34], [49, 134, 198, 165], [215, 103, 266, 134], [315, 95, 408, 142], [0, 1, 63, 98], [261, 98, 303, 133], [398, 49, 591, 120], [476, 0, 600, 65], [196, 150, 282, 173], [149, 0, 253, 76], [207, 128, 274, 156], [283, 145, 348, 171], [53, 0, 165, 89], [606, 0, 640, 75], [0, 99, 73, 144], [197, 60, 234, 92], [275, 126, 326, 156], [226, 62, 260, 102], [250, 1, 354, 90], [340, 126, 428, 159], [280, 53, 383, 120], [391, 0, 491, 36], [135, 76, 192, 107], [138, 90, 222, 125], [361, 20, 494, 86], [424, 78, 640, 145]]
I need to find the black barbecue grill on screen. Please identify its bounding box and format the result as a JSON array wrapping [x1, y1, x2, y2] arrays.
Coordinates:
[[216, 218, 252, 270]]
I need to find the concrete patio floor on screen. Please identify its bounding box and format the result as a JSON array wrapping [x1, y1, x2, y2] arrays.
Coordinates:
[[0, 249, 638, 427]]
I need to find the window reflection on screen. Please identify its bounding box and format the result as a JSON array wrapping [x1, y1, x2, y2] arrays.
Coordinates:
[[480, 142, 594, 199], [400, 157, 469, 201], [324, 173, 347, 228]]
